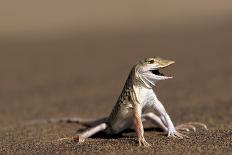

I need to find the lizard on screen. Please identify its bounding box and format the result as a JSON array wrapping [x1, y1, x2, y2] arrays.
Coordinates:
[[30, 57, 207, 147]]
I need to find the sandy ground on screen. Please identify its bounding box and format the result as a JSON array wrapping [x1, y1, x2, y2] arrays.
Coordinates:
[[0, 6, 232, 154]]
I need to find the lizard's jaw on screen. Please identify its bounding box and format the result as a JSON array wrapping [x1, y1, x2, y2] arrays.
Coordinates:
[[149, 59, 174, 80]]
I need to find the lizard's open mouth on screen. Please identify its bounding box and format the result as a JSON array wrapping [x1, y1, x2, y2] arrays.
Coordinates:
[[151, 69, 164, 76], [150, 69, 172, 79]]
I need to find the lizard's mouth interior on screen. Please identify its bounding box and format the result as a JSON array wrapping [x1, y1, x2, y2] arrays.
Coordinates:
[[150, 69, 165, 76], [149, 68, 173, 79]]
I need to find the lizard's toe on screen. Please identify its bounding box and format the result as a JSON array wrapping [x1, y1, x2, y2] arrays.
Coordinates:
[[176, 124, 196, 132], [139, 138, 151, 147], [168, 130, 188, 139], [176, 122, 208, 132], [57, 135, 85, 143], [177, 127, 190, 132], [57, 137, 73, 142], [175, 131, 188, 139]]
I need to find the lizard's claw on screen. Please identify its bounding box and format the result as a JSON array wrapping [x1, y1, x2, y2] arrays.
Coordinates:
[[139, 138, 151, 147], [176, 122, 208, 132]]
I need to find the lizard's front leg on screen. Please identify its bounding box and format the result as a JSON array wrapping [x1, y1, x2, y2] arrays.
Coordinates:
[[153, 100, 186, 138], [133, 103, 151, 147], [153, 100, 207, 138], [159, 114, 187, 138]]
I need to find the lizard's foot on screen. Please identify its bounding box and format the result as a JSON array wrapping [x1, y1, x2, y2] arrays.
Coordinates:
[[176, 122, 208, 132], [57, 135, 85, 143], [139, 138, 151, 147], [73, 135, 85, 143]]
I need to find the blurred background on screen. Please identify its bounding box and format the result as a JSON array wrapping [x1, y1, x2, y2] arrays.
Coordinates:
[[0, 1, 232, 128]]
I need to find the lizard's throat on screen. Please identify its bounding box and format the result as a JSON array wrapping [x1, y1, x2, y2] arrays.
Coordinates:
[[141, 75, 157, 88], [136, 68, 172, 88], [135, 72, 157, 89]]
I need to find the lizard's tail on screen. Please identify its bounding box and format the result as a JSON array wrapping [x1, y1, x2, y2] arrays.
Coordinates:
[[25, 117, 108, 127]]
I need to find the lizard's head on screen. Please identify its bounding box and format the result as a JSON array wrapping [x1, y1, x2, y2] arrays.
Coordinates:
[[135, 57, 175, 87]]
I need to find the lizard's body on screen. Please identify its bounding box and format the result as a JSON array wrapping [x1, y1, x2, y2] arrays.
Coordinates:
[[106, 68, 172, 135], [53, 57, 207, 146]]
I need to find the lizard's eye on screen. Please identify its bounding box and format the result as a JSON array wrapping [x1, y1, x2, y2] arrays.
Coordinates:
[[148, 60, 154, 64]]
